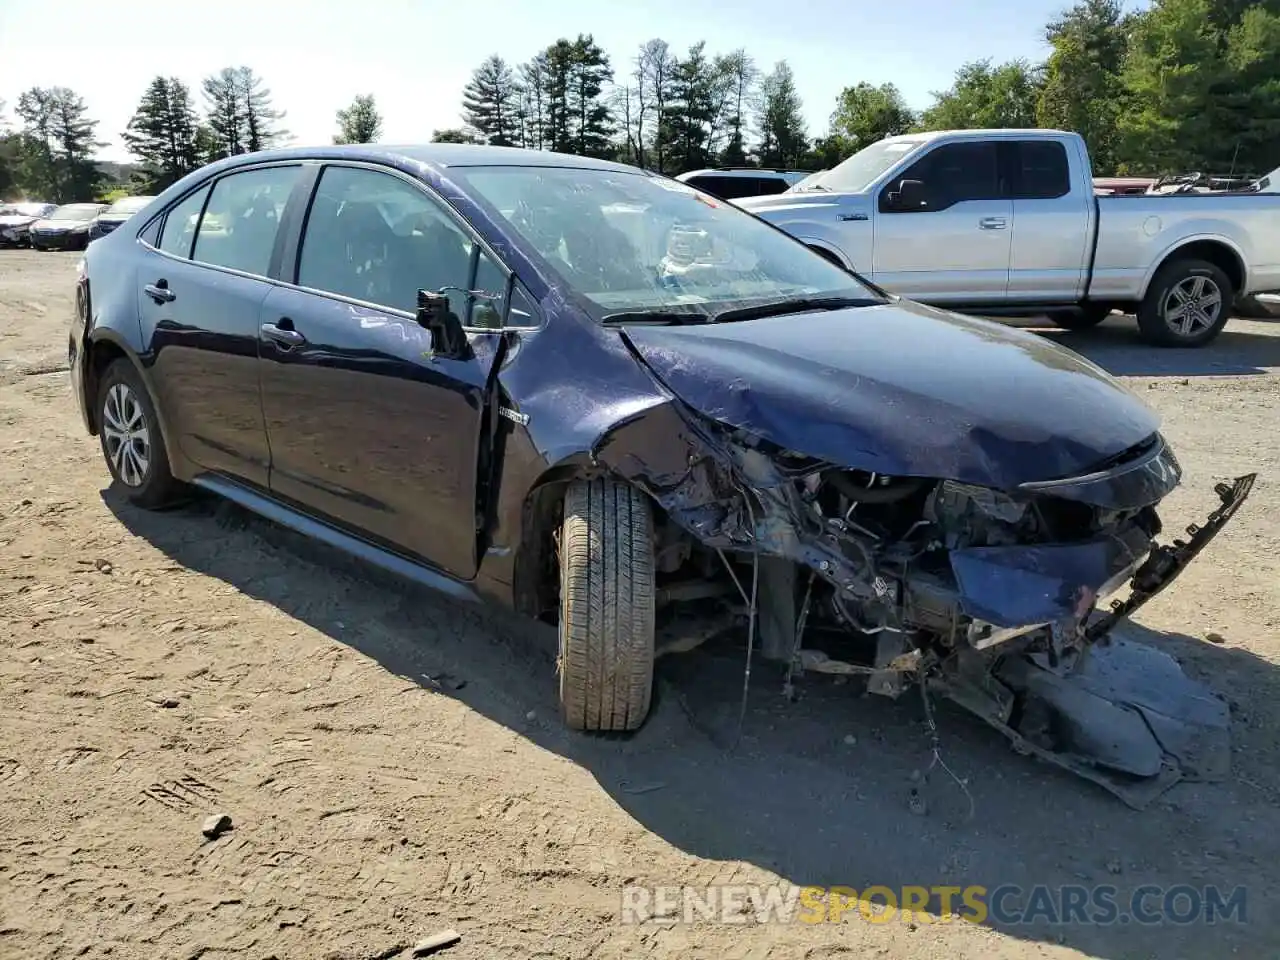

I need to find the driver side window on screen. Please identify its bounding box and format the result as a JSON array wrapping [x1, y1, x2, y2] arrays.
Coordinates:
[[879, 142, 1001, 214], [298, 165, 500, 321]]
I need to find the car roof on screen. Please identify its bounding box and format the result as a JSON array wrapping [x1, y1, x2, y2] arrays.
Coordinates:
[[210, 143, 641, 175], [676, 168, 809, 181], [880, 128, 1074, 144]]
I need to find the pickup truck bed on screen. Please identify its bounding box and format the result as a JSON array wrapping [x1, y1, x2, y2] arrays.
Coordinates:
[[738, 128, 1280, 347]]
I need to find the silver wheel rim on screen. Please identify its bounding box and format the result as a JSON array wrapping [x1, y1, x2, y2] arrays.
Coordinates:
[[1163, 275, 1222, 337], [102, 383, 151, 488]]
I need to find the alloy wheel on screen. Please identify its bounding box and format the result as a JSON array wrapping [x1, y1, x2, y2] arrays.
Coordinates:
[[1163, 275, 1223, 337], [101, 382, 151, 487]]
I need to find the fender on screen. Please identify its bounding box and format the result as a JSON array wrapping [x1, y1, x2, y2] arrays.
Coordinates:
[[795, 235, 855, 270], [83, 328, 184, 479], [1138, 233, 1248, 299]]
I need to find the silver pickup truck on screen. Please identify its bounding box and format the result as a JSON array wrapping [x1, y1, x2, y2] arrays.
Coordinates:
[[738, 128, 1280, 347]]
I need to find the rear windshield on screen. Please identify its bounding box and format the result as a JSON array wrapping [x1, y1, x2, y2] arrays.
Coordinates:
[[105, 196, 153, 215]]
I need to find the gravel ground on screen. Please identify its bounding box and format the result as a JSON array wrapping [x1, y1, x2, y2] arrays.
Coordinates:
[[2, 250, 1279, 960]]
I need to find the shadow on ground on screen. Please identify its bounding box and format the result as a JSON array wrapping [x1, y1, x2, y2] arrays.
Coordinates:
[[105, 490, 1280, 959], [1006, 314, 1280, 378]]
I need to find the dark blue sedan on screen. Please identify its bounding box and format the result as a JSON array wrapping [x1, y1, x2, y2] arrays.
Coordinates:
[[68, 144, 1252, 799]]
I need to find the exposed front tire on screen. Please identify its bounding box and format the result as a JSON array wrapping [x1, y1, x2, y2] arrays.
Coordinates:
[[558, 477, 656, 732], [1052, 304, 1113, 331], [97, 358, 184, 509], [1137, 259, 1233, 347]]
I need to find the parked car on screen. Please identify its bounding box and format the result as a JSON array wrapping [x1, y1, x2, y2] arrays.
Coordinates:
[[738, 129, 1280, 347], [0, 202, 56, 247], [29, 202, 109, 251], [69, 144, 1254, 805], [88, 195, 156, 242], [675, 167, 810, 201]]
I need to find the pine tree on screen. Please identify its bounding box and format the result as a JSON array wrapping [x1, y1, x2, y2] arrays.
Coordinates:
[[48, 88, 104, 200], [567, 35, 614, 157], [202, 68, 244, 159], [334, 94, 383, 144], [238, 67, 287, 152], [202, 67, 287, 158], [756, 62, 807, 167], [667, 42, 717, 172], [123, 77, 201, 192], [462, 56, 522, 147], [517, 58, 547, 149], [539, 40, 575, 152]]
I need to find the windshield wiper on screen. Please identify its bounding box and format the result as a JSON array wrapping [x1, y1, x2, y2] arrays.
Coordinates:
[[710, 295, 879, 323], [600, 310, 713, 326]]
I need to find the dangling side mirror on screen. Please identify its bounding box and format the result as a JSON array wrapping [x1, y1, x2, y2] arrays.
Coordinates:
[[416, 289, 471, 360]]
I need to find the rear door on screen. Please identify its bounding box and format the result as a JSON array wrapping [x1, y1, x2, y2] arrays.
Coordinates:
[[257, 163, 509, 580], [871, 140, 1012, 303], [136, 163, 306, 488], [1006, 139, 1093, 302]]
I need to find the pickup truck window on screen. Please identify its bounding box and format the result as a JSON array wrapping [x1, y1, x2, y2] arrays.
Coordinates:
[[879, 142, 1000, 213], [1011, 141, 1070, 199]]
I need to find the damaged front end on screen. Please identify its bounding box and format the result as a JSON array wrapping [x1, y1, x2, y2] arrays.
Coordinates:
[[594, 401, 1255, 808]]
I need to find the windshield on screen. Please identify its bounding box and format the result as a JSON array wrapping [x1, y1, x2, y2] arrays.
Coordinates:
[[452, 165, 880, 320], [804, 139, 927, 194], [105, 196, 153, 215], [49, 204, 103, 221], [0, 203, 54, 218]]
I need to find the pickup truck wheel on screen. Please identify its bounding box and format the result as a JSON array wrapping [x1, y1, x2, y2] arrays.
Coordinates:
[[1137, 259, 1233, 347], [557, 477, 656, 732], [1052, 304, 1112, 330]]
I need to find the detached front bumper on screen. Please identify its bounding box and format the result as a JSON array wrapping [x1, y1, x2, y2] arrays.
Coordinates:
[[943, 473, 1256, 809]]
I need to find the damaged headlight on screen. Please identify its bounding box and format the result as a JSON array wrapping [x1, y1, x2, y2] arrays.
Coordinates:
[[925, 480, 1028, 548]]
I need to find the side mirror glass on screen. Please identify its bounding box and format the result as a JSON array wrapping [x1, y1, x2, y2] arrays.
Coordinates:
[[416, 289, 471, 360], [888, 178, 928, 211]]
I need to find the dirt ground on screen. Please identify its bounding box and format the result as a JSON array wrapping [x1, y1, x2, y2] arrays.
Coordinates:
[[2, 250, 1279, 960]]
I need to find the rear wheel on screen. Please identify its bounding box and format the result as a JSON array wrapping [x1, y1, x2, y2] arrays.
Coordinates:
[[557, 477, 656, 732], [1137, 258, 1233, 347], [97, 358, 184, 509]]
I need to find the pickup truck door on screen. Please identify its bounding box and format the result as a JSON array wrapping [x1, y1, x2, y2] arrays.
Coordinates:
[[1006, 139, 1094, 303], [872, 141, 1011, 304]]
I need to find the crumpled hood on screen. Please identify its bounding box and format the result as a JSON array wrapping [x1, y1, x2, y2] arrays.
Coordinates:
[[0, 215, 37, 227], [621, 300, 1161, 489]]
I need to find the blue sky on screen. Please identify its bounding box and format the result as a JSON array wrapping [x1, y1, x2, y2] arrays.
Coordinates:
[[0, 0, 1149, 162]]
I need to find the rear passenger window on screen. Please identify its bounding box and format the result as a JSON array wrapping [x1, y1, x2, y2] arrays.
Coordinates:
[[157, 186, 209, 258], [192, 166, 302, 276], [1013, 141, 1070, 199], [297, 166, 477, 317], [755, 178, 791, 196]]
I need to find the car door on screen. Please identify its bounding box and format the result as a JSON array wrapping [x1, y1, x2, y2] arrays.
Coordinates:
[[1006, 139, 1094, 303], [871, 140, 1012, 304], [137, 163, 306, 488], [257, 163, 510, 580]]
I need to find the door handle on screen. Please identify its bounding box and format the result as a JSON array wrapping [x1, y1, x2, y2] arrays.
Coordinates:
[[144, 280, 175, 303], [979, 217, 1008, 230], [260, 321, 306, 348]]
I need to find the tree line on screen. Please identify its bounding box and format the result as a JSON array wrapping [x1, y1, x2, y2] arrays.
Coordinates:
[[1, 0, 1277, 203], [443, 0, 1279, 177]]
